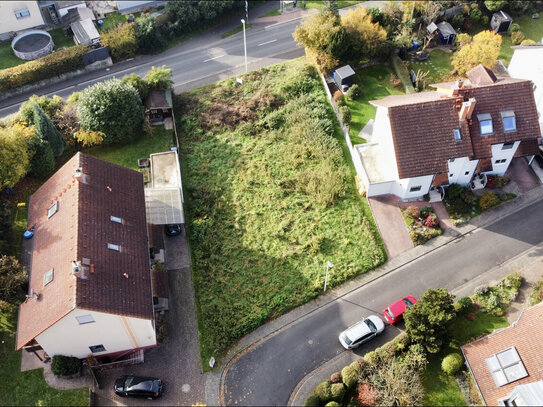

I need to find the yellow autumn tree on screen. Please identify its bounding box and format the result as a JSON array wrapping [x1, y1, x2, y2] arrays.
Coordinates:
[[452, 30, 502, 75], [0, 122, 33, 189], [341, 7, 387, 64]]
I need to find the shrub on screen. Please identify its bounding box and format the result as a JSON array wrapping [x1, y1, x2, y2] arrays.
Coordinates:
[[330, 383, 346, 402], [481, 15, 489, 26], [101, 23, 137, 61], [418, 206, 431, 218], [456, 296, 473, 314], [339, 106, 351, 126], [357, 383, 378, 406], [479, 191, 499, 210], [520, 39, 536, 45], [28, 134, 55, 179], [529, 277, 543, 305], [51, 355, 82, 376], [341, 364, 358, 389], [446, 183, 463, 200], [33, 103, 65, 157], [330, 372, 342, 383], [0, 46, 87, 93], [134, 13, 165, 54], [452, 13, 465, 29], [403, 343, 428, 371], [441, 353, 464, 375], [325, 402, 340, 407], [409, 230, 426, 246], [475, 285, 489, 295], [333, 90, 344, 104], [509, 23, 521, 33], [20, 95, 64, 126], [469, 7, 482, 24], [424, 214, 438, 228], [504, 271, 522, 290], [122, 73, 149, 102], [283, 76, 318, 97], [304, 393, 320, 407], [346, 84, 361, 100], [145, 65, 173, 90], [0, 255, 28, 302], [511, 31, 526, 45], [314, 380, 333, 402], [405, 206, 420, 219]]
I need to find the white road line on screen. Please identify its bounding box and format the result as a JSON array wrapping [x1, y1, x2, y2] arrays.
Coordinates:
[[203, 54, 225, 62], [258, 39, 277, 46]]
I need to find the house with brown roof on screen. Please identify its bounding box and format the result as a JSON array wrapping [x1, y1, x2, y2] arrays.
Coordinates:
[[16, 152, 156, 360], [356, 64, 541, 200], [461, 302, 543, 406]]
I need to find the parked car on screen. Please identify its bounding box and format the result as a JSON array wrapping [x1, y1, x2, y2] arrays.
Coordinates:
[[382, 296, 417, 325], [114, 376, 163, 399], [534, 147, 543, 169], [165, 224, 183, 237], [338, 315, 385, 349]]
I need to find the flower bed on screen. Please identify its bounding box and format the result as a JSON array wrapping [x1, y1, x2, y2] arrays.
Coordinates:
[[402, 205, 443, 246], [473, 272, 522, 316]]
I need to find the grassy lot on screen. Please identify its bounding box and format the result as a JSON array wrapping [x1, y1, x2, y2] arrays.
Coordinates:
[[97, 12, 140, 33], [408, 49, 454, 87], [422, 310, 508, 405], [306, 1, 362, 10], [0, 304, 89, 406], [86, 127, 174, 170], [177, 59, 385, 364], [0, 41, 24, 70], [345, 64, 404, 144], [498, 15, 543, 66], [49, 28, 75, 49], [222, 23, 252, 39]]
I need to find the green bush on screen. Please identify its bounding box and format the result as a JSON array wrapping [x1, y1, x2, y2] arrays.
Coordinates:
[[405, 206, 420, 219], [346, 84, 361, 100], [341, 364, 358, 389], [0, 46, 87, 93], [529, 277, 543, 305], [504, 271, 522, 290], [330, 383, 346, 402], [304, 393, 320, 407], [446, 183, 463, 200], [51, 355, 82, 376], [456, 296, 473, 314], [28, 134, 55, 179], [511, 31, 526, 45], [325, 402, 340, 407], [419, 206, 432, 219], [441, 353, 463, 375], [391, 54, 415, 93], [339, 105, 351, 126], [479, 191, 499, 210], [283, 76, 319, 97], [509, 23, 521, 33], [134, 14, 165, 54], [315, 380, 333, 402], [19, 95, 64, 126], [101, 23, 137, 61], [520, 39, 536, 45]]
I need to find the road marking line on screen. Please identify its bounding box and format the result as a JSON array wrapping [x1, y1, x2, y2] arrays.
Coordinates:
[[203, 54, 225, 62], [264, 16, 304, 29], [258, 39, 277, 46]]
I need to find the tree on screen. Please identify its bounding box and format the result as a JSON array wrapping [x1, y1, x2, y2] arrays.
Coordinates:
[[341, 7, 387, 63], [123, 73, 150, 102], [28, 134, 55, 179], [134, 14, 165, 54], [19, 95, 64, 126], [0, 255, 27, 302], [404, 288, 456, 353], [415, 1, 442, 26], [484, 0, 507, 12], [451, 30, 502, 75], [145, 65, 173, 91], [77, 79, 144, 144], [167, 1, 239, 31], [323, 0, 339, 15], [33, 103, 65, 157], [101, 23, 137, 61], [0, 123, 32, 190]]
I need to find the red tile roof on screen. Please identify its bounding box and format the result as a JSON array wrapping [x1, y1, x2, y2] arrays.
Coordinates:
[[17, 153, 153, 350], [462, 302, 543, 405]]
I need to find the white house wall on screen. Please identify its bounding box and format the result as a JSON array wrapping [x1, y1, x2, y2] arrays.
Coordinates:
[[447, 157, 478, 186], [372, 107, 400, 179], [0, 1, 45, 35], [366, 181, 393, 197], [488, 141, 519, 175], [35, 308, 156, 359], [57, 3, 86, 17]]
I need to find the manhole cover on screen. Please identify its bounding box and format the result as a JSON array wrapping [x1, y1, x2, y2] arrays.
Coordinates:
[[182, 384, 191, 393], [308, 339, 314, 345]]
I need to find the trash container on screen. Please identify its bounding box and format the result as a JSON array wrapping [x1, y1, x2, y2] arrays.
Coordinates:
[[413, 41, 419, 50]]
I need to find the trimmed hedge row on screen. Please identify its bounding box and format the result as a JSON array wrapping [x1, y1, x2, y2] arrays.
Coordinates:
[[0, 45, 87, 93]]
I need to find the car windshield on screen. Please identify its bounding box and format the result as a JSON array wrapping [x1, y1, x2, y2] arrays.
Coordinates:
[[403, 298, 414, 308], [341, 332, 353, 346], [365, 319, 377, 332], [386, 308, 395, 319], [125, 376, 134, 388]]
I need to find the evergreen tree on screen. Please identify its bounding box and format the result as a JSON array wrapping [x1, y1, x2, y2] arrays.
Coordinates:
[[32, 103, 65, 157], [28, 134, 55, 179]]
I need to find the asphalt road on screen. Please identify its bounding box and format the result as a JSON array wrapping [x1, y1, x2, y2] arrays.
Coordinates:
[[224, 197, 543, 406]]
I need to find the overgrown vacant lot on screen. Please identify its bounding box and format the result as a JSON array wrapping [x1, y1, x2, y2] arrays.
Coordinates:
[[177, 59, 386, 361]]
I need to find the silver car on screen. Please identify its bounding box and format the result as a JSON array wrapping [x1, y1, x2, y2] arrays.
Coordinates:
[[338, 315, 385, 349]]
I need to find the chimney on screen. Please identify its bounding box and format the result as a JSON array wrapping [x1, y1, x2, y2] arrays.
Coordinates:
[[456, 79, 464, 89], [466, 97, 476, 119], [451, 84, 460, 96], [458, 98, 476, 121]]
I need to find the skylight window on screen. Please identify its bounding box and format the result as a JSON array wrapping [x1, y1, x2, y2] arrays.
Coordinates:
[[478, 113, 493, 135], [107, 243, 120, 251], [43, 269, 54, 286], [501, 111, 517, 132], [47, 201, 59, 218], [110, 216, 122, 224], [485, 347, 528, 387], [76, 314, 95, 324], [454, 128, 462, 141]]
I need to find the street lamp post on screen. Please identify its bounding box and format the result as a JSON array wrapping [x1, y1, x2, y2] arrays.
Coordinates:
[[241, 19, 248, 73], [324, 261, 334, 292]]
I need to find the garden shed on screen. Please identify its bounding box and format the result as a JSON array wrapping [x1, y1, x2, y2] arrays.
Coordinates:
[[436, 21, 456, 45], [145, 90, 173, 123], [333, 65, 355, 92], [70, 18, 100, 46], [491, 10, 513, 33]]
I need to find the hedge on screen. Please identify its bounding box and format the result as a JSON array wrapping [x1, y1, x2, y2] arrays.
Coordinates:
[[0, 45, 87, 93], [390, 54, 416, 94]]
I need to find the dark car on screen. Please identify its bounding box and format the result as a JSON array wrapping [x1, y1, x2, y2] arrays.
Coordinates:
[[165, 224, 183, 237], [114, 376, 163, 399], [535, 147, 543, 169]]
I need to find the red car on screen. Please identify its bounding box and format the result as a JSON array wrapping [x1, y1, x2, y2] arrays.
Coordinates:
[[382, 296, 417, 324]]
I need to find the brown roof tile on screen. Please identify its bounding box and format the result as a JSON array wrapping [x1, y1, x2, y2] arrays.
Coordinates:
[[17, 153, 153, 349], [462, 302, 543, 405], [466, 64, 498, 86]]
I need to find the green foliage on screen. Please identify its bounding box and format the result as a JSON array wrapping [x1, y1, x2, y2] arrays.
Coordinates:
[[0, 46, 86, 93], [28, 134, 55, 179], [456, 297, 473, 314], [345, 84, 361, 100], [479, 191, 499, 210], [390, 54, 416, 94], [325, 402, 340, 407], [441, 353, 464, 375], [323, 0, 339, 15], [341, 7, 387, 63], [19, 95, 64, 126], [304, 393, 320, 407], [315, 380, 333, 402], [77, 78, 144, 144], [452, 30, 502, 75], [473, 272, 522, 315], [405, 288, 456, 353], [33, 103, 65, 157], [0, 123, 32, 189], [339, 105, 352, 126], [446, 183, 463, 200], [101, 23, 137, 61], [469, 6, 482, 24], [520, 39, 536, 45], [122, 73, 150, 102], [0, 255, 27, 302], [529, 276, 543, 306], [167, 0, 240, 29], [145, 65, 173, 90], [511, 30, 526, 45], [330, 383, 346, 402], [509, 23, 521, 33], [484, 0, 507, 12], [134, 14, 165, 54], [341, 364, 359, 389], [51, 355, 82, 377]]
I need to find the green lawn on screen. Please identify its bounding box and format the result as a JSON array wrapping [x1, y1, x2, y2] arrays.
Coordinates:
[[86, 127, 174, 170], [306, 1, 362, 10], [97, 12, 140, 33], [178, 59, 385, 365], [422, 310, 509, 405], [0, 303, 89, 406], [345, 64, 404, 145], [259, 8, 281, 17], [408, 49, 454, 87], [0, 41, 24, 70], [49, 28, 75, 49]]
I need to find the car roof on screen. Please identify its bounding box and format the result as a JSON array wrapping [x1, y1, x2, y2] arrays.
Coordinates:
[[345, 320, 371, 342], [389, 298, 409, 315]]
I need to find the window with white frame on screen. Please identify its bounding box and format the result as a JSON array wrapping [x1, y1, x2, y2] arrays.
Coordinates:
[[478, 113, 493, 135], [43, 269, 54, 286], [14, 9, 30, 19], [48, 201, 59, 218], [502, 142, 514, 150], [501, 111, 517, 132], [495, 159, 507, 164], [76, 314, 95, 324], [107, 243, 120, 251], [89, 344, 106, 353], [409, 186, 422, 192], [485, 347, 528, 387], [110, 216, 122, 224], [453, 128, 462, 141]]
